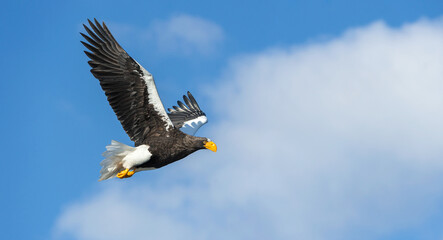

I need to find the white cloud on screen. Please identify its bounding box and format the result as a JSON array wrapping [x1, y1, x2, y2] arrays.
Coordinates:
[[54, 186, 202, 240], [55, 17, 443, 240], [145, 14, 224, 56]]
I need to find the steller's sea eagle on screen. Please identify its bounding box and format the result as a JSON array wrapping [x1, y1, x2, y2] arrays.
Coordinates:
[[80, 19, 217, 181]]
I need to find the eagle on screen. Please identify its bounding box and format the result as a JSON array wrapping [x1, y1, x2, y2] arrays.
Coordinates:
[[80, 19, 217, 181]]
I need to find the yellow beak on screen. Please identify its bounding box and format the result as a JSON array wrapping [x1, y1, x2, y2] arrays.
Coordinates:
[[204, 141, 217, 152]]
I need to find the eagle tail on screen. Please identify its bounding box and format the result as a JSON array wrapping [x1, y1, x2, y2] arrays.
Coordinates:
[[99, 140, 135, 181]]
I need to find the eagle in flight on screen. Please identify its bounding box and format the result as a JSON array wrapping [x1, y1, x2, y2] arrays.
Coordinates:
[[80, 19, 217, 181]]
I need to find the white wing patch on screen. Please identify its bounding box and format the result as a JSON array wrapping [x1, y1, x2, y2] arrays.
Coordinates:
[[135, 60, 174, 130], [179, 115, 208, 135]]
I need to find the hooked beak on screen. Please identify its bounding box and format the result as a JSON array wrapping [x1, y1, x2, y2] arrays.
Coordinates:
[[204, 141, 217, 152]]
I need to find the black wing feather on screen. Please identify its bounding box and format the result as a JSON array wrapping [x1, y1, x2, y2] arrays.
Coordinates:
[[168, 92, 206, 128], [81, 18, 171, 145]]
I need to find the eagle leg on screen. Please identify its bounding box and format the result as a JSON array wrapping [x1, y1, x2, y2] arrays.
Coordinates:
[[126, 170, 135, 177], [117, 169, 129, 179], [116, 169, 135, 179]]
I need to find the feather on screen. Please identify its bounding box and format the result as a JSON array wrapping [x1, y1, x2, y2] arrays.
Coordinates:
[[167, 92, 207, 135]]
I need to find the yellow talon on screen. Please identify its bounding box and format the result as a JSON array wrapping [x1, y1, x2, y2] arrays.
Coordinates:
[[116, 169, 135, 179], [116, 169, 129, 179], [126, 170, 135, 177]]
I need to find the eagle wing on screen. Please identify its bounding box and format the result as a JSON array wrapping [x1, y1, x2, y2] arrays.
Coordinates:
[[168, 92, 208, 136], [81, 19, 173, 145]]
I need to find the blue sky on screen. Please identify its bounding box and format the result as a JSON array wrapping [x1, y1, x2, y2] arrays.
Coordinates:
[[2, 1, 443, 239]]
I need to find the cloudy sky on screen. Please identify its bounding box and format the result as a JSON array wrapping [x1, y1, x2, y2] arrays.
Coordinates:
[[2, 1, 443, 239]]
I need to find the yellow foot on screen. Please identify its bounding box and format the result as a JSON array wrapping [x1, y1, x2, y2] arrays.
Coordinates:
[[116, 169, 135, 179], [117, 169, 129, 179], [126, 170, 135, 177]]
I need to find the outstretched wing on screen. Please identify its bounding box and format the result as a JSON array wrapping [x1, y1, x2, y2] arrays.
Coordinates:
[[81, 19, 173, 145], [168, 92, 208, 135]]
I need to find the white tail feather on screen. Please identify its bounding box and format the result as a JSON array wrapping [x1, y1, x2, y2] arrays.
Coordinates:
[[99, 140, 136, 181]]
